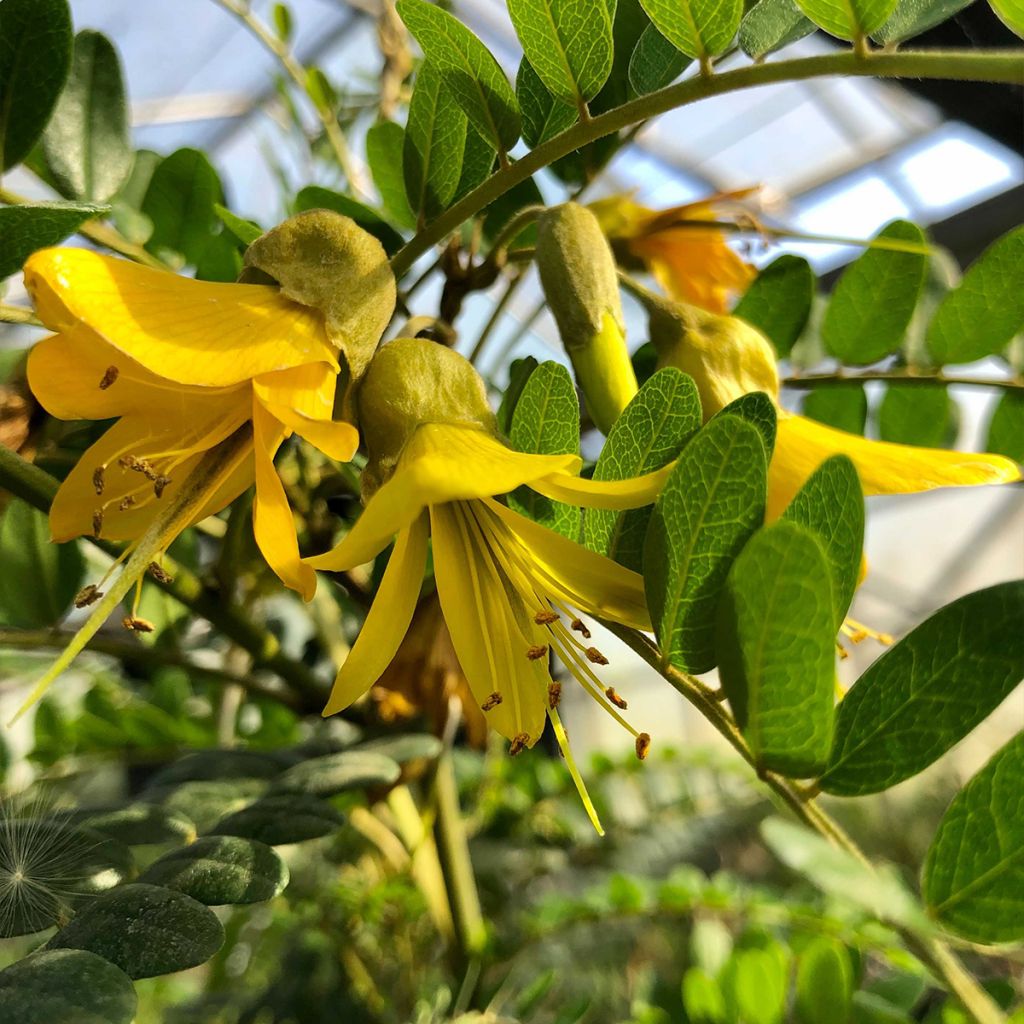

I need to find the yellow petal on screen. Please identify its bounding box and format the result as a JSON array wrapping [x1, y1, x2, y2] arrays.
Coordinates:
[[323, 514, 429, 716], [531, 462, 674, 510], [430, 502, 547, 744], [254, 363, 358, 461], [25, 248, 338, 387], [482, 499, 651, 631], [306, 423, 581, 571], [50, 402, 251, 542], [252, 402, 316, 599], [768, 414, 1023, 520]]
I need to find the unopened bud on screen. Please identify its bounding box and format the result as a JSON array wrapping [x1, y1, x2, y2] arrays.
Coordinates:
[[537, 203, 638, 434]]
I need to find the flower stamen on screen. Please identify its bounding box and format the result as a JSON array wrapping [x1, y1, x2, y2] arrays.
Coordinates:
[[571, 617, 592, 639], [635, 733, 651, 760], [605, 686, 627, 710], [534, 609, 559, 624], [92, 467, 105, 496], [73, 584, 104, 608], [122, 616, 154, 633], [509, 733, 530, 756], [98, 366, 119, 390], [548, 682, 562, 708], [526, 644, 548, 661], [481, 691, 503, 711]]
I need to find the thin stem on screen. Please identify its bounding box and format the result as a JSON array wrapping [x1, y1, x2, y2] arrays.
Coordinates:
[[212, 0, 370, 197], [469, 270, 525, 366], [0, 442, 326, 708], [0, 187, 167, 269], [783, 370, 1024, 392], [0, 304, 41, 326], [606, 621, 1005, 1024], [390, 49, 1024, 277]]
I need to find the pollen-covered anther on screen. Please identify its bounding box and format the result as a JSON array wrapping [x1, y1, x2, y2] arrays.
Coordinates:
[[548, 682, 562, 709], [585, 647, 609, 666], [98, 365, 119, 390], [74, 584, 104, 608], [481, 691, 503, 711], [153, 475, 172, 499], [118, 496, 136, 511], [534, 609, 559, 624], [147, 562, 174, 584], [92, 509, 103, 538], [526, 644, 548, 661], [605, 686, 628, 710], [92, 466, 105, 495], [571, 617, 592, 639], [635, 732, 651, 760], [509, 733, 530, 756], [122, 616, 155, 634]]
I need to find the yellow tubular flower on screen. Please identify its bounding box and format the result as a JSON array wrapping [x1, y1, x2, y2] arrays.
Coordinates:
[[633, 284, 1022, 515], [25, 248, 359, 600], [307, 339, 669, 833], [590, 191, 757, 313]]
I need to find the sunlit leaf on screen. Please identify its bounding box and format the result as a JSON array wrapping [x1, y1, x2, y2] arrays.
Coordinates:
[[802, 384, 867, 436], [0, 201, 107, 280], [639, 0, 743, 58], [734, 254, 815, 357], [739, 0, 815, 57], [517, 58, 578, 148]]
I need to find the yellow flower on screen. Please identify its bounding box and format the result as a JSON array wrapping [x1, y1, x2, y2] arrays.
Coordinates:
[[635, 283, 1022, 517], [590, 191, 757, 313], [307, 339, 670, 833], [25, 247, 359, 600]]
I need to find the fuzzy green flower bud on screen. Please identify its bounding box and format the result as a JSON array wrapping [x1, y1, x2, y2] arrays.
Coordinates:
[[244, 209, 396, 382], [357, 337, 496, 496], [536, 203, 638, 435]]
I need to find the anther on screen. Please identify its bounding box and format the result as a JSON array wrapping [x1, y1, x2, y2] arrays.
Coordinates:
[[92, 509, 103, 538], [571, 617, 592, 639], [547, 682, 562, 709], [526, 644, 548, 661], [605, 687, 628, 710], [119, 455, 158, 479], [153, 475, 171, 499], [122, 616, 155, 633], [481, 691, 503, 711], [74, 584, 104, 608], [98, 366, 119, 390], [92, 466, 105, 495], [534, 609, 559, 624], [509, 733, 530, 756], [147, 562, 174, 584], [585, 647, 609, 666], [635, 733, 651, 761], [118, 495, 136, 511]]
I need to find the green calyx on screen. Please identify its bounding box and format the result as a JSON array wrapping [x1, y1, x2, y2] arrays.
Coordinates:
[[357, 337, 496, 495], [244, 209, 397, 382]]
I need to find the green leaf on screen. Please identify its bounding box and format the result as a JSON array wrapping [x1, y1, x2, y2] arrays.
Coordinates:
[[712, 390, 777, 457], [214, 203, 261, 246], [877, 384, 955, 448], [272, 2, 293, 42], [721, 948, 788, 1024], [629, 21, 691, 93], [802, 385, 868, 436], [822, 221, 928, 365], [139, 835, 289, 905], [739, 0, 816, 57], [272, 750, 401, 798], [365, 120, 418, 231], [795, 0, 898, 35], [923, 732, 1024, 943], [498, 355, 540, 434], [796, 938, 853, 1024], [149, 749, 283, 788], [0, 200, 108, 280], [482, 174, 544, 243], [516, 58, 577, 148], [0, 0, 72, 170], [358, 733, 444, 765], [48, 883, 224, 979], [152, 779, 269, 834], [645, 414, 767, 675], [782, 455, 863, 629], [986, 391, 1024, 462], [507, 0, 614, 106], [872, 0, 973, 42], [821, 581, 1024, 796], [41, 30, 132, 202], [209, 794, 344, 846], [294, 184, 406, 256], [717, 519, 836, 777], [508, 361, 582, 539], [452, 124, 497, 203], [404, 62, 468, 222], [0, 500, 84, 628], [141, 147, 224, 265], [0, 949, 137, 1024], [638, 0, 743, 59], [927, 227, 1024, 364], [682, 967, 727, 1023], [398, 0, 521, 154], [733, 255, 815, 357], [584, 368, 700, 571], [61, 804, 196, 846], [761, 817, 930, 929], [989, 0, 1024, 36]]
